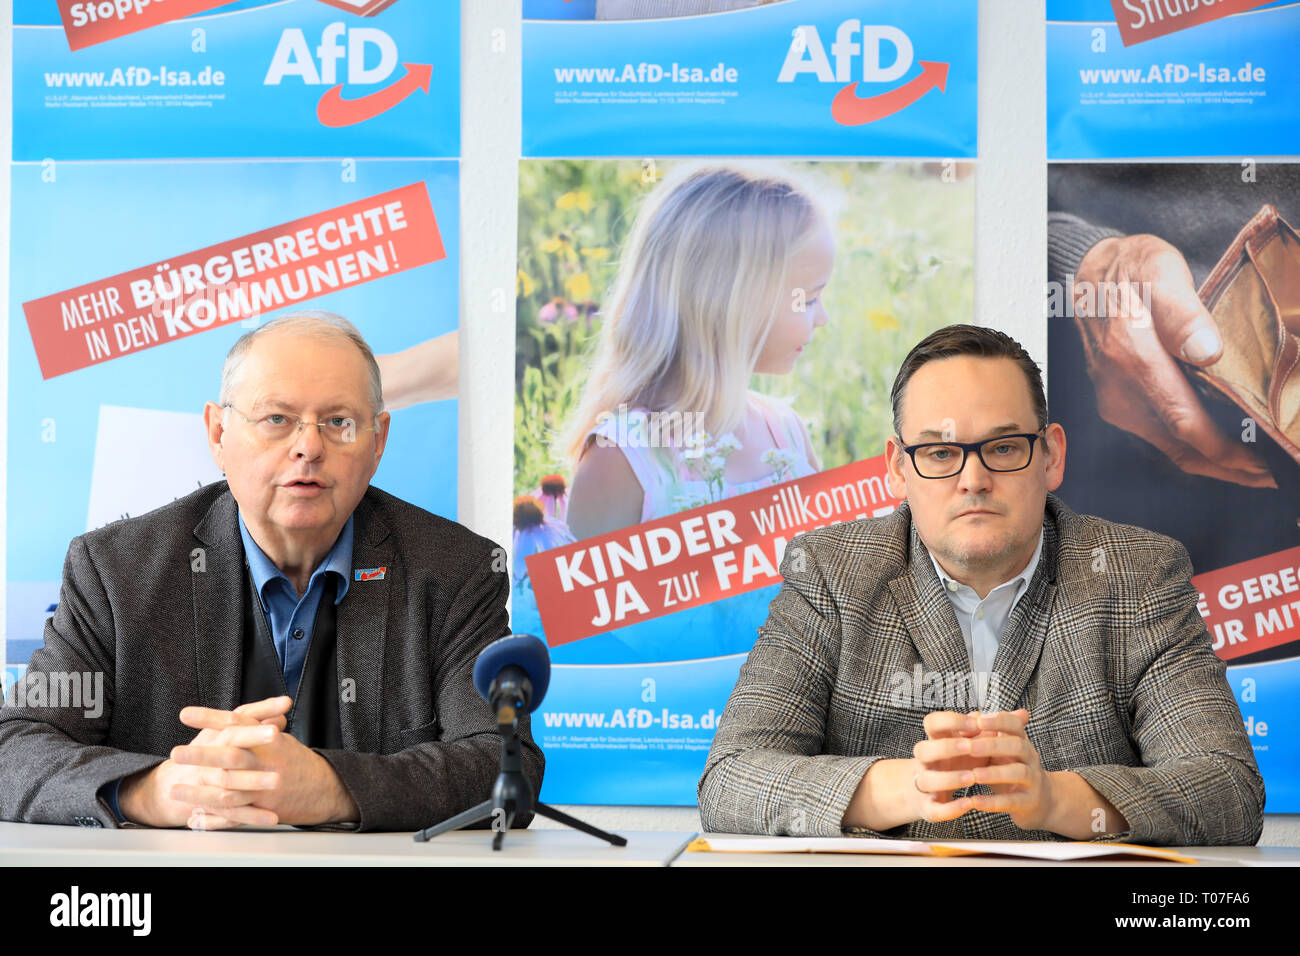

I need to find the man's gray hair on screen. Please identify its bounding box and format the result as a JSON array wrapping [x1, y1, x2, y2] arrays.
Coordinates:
[[219, 311, 385, 417]]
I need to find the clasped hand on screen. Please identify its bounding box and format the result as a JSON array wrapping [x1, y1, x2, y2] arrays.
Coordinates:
[[910, 709, 1053, 831], [120, 695, 356, 830]]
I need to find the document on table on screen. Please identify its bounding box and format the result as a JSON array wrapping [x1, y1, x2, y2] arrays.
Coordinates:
[[686, 837, 1197, 864]]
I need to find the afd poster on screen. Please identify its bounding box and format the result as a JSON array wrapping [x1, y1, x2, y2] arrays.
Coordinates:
[[1046, 0, 1300, 158], [514, 159, 974, 803], [1047, 162, 1300, 811], [12, 0, 459, 159], [522, 0, 977, 157], [4, 159, 460, 688]]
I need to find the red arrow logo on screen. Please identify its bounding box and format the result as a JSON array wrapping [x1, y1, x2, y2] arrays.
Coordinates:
[[831, 60, 949, 127], [316, 62, 433, 128]]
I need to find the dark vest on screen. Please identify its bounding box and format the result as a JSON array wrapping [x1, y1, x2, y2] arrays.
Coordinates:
[[241, 566, 344, 749]]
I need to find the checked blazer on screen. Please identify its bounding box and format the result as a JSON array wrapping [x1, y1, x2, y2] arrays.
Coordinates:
[[698, 493, 1264, 845]]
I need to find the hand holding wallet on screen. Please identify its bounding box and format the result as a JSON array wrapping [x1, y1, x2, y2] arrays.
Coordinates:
[[1185, 204, 1300, 476]]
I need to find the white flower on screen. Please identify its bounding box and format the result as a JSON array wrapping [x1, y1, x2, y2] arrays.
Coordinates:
[[762, 448, 797, 482], [713, 433, 741, 453], [707, 455, 726, 471]]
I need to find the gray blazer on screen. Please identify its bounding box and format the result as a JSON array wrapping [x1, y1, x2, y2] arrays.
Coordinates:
[[0, 482, 544, 831], [698, 493, 1265, 845]]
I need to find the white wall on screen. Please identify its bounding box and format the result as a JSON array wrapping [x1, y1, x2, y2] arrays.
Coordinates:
[[2, 0, 1295, 845]]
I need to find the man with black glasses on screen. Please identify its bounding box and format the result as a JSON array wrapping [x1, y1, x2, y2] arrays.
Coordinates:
[[699, 324, 1263, 846]]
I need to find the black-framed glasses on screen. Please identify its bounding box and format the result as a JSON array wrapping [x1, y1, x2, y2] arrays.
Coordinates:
[[898, 430, 1045, 479]]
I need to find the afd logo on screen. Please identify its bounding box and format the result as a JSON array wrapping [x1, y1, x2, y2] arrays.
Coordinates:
[[263, 23, 432, 128], [777, 21, 948, 127]]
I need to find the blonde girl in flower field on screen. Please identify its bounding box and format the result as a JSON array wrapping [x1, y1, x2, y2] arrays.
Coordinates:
[[561, 163, 836, 540]]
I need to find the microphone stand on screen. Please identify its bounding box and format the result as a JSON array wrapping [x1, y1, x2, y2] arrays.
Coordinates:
[[413, 706, 627, 851]]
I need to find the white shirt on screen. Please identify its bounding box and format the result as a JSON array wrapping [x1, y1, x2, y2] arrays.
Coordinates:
[[926, 529, 1045, 710]]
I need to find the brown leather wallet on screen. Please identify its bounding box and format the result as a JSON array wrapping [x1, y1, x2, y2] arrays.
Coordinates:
[[1186, 204, 1300, 472]]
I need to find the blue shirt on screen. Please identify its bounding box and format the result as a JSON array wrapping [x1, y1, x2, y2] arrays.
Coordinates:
[[237, 511, 353, 700], [103, 513, 354, 824]]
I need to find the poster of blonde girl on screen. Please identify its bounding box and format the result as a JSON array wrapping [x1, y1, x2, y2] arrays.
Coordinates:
[[513, 158, 973, 802], [563, 164, 831, 537]]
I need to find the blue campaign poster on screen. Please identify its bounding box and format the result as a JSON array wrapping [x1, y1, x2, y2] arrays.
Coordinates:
[[1046, 0, 1300, 158], [5, 159, 460, 674], [13, 0, 460, 160], [513, 158, 976, 804], [522, 0, 977, 158], [1229, 656, 1299, 813]]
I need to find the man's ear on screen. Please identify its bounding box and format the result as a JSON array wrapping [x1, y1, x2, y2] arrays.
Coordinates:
[[1043, 423, 1067, 492], [884, 436, 908, 501], [371, 411, 392, 469], [202, 401, 226, 473]]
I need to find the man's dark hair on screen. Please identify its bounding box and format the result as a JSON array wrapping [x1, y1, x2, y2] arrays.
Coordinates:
[[890, 324, 1048, 439]]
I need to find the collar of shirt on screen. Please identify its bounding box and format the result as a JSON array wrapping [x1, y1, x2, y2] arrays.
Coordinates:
[[927, 526, 1045, 611], [236, 511, 354, 608]]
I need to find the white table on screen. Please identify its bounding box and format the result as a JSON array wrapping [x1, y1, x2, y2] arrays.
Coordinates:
[[4, 823, 1295, 867], [0, 822, 691, 867]]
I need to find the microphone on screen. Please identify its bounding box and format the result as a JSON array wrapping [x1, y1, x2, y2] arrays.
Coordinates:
[[416, 632, 623, 849], [472, 634, 551, 725]]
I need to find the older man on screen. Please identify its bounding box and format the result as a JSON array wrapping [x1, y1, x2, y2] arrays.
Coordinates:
[[698, 324, 1263, 845], [0, 312, 542, 831]]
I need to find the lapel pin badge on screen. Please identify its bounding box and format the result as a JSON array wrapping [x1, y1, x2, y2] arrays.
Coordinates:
[[354, 566, 387, 581]]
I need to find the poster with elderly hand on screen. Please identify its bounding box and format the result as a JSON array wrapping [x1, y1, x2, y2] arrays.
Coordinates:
[[1047, 161, 1300, 811], [1047, 1, 1300, 812]]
